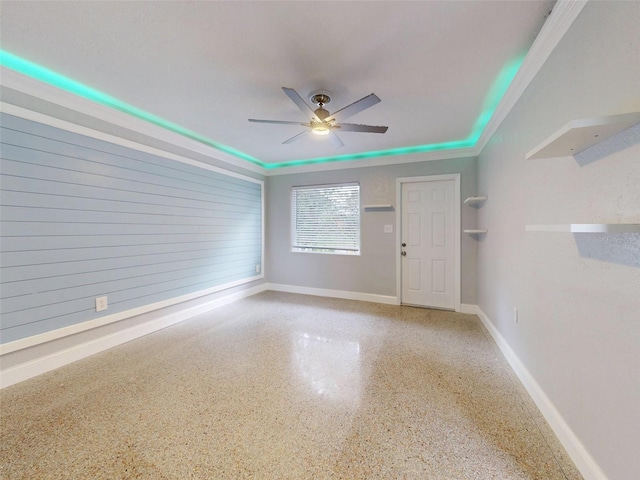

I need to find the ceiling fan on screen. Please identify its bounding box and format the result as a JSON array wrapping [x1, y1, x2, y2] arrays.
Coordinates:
[[249, 87, 388, 147]]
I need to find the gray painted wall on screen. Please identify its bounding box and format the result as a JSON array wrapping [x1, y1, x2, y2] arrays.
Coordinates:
[[267, 157, 478, 304], [1, 113, 263, 343], [476, 2, 640, 479]]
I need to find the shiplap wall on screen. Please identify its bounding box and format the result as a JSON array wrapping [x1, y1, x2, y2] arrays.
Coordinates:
[[0, 113, 263, 344]]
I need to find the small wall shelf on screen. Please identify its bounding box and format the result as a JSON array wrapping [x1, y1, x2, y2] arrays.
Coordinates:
[[464, 196, 487, 206], [464, 196, 487, 236], [526, 112, 640, 160], [525, 224, 640, 233], [363, 204, 394, 211]]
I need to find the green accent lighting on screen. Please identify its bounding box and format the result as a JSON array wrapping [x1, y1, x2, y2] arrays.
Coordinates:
[[1, 49, 524, 169], [267, 55, 525, 169], [0, 50, 262, 166]]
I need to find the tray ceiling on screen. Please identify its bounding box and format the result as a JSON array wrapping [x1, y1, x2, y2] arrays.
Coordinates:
[[0, 1, 556, 169]]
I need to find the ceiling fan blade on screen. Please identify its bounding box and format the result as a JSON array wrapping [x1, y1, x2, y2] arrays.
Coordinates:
[[337, 123, 388, 133], [249, 119, 308, 126], [328, 131, 344, 148], [282, 87, 321, 122], [325, 93, 381, 123], [282, 129, 311, 144]]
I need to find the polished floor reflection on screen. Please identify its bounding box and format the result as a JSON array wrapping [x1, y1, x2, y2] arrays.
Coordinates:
[[0, 292, 582, 479], [292, 331, 362, 409]]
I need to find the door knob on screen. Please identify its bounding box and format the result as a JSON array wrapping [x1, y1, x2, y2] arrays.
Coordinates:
[[401, 242, 406, 247], [401, 251, 407, 256]]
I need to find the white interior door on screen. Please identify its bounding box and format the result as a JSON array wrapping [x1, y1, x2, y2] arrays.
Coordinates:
[[401, 179, 456, 309]]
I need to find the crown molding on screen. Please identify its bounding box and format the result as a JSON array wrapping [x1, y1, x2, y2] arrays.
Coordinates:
[[475, 0, 588, 154], [0, 67, 267, 176], [0, 102, 264, 188]]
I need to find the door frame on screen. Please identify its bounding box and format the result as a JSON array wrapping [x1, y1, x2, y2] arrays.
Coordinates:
[[395, 174, 461, 312]]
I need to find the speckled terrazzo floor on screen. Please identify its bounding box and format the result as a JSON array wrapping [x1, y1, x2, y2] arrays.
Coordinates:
[[0, 291, 583, 479]]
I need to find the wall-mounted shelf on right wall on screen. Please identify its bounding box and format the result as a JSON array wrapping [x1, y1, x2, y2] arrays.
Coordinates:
[[526, 112, 640, 159], [464, 229, 488, 235], [525, 224, 640, 233], [464, 196, 487, 206]]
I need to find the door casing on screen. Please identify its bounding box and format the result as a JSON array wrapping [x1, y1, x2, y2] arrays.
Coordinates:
[[395, 174, 461, 311]]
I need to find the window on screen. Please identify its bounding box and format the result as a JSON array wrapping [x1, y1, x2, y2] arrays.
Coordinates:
[[291, 183, 360, 255]]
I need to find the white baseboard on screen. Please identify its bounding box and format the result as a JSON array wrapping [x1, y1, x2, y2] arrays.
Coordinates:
[[267, 283, 398, 305], [3, 283, 396, 388], [475, 307, 608, 480], [0, 284, 268, 389], [1, 275, 264, 356]]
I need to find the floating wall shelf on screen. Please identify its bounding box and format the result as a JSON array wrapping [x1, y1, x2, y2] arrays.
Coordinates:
[[526, 112, 640, 160], [363, 204, 394, 211], [525, 224, 640, 233], [464, 196, 487, 206], [464, 196, 487, 235]]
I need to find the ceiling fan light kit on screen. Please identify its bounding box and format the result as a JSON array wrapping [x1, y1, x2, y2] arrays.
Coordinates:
[[249, 87, 388, 147], [311, 124, 330, 136]]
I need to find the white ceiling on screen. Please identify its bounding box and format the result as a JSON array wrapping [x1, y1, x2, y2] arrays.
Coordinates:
[[1, 1, 556, 168]]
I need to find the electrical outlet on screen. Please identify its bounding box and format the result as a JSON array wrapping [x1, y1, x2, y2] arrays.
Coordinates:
[[384, 225, 393, 233], [255, 264, 261, 273], [513, 307, 518, 324], [96, 296, 108, 312]]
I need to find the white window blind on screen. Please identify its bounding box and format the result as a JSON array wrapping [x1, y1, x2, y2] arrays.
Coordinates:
[[291, 183, 360, 255]]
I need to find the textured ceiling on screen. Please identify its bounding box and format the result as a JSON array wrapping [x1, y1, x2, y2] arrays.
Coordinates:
[[0, 1, 555, 168]]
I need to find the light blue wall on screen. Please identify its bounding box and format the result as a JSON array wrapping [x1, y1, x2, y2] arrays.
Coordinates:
[[0, 113, 263, 343]]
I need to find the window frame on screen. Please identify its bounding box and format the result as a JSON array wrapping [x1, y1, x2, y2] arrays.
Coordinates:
[[290, 182, 361, 256]]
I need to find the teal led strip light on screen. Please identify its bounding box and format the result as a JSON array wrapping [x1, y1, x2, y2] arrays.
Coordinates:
[[1, 50, 523, 169], [0, 50, 262, 166], [265, 55, 524, 169]]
